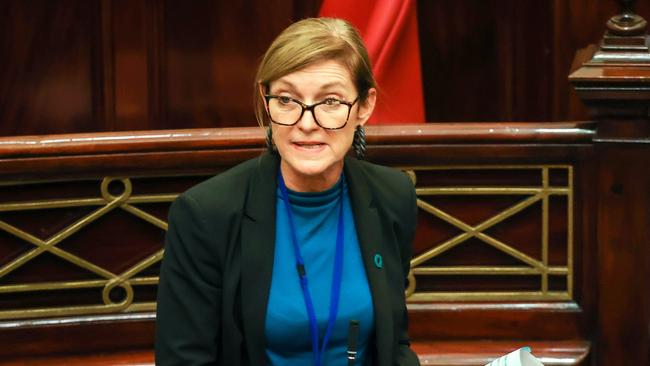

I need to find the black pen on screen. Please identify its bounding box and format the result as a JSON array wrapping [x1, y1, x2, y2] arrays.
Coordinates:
[[347, 320, 360, 366]]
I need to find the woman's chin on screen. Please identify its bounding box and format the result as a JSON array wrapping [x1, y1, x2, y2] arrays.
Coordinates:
[[281, 158, 343, 185]]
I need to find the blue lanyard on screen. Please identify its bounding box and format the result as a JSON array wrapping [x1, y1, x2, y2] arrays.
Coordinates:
[[278, 169, 345, 366]]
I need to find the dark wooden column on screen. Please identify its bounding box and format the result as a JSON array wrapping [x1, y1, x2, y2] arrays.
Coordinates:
[[570, 1, 650, 364]]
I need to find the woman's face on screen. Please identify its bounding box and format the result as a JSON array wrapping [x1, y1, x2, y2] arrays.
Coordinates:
[[267, 59, 376, 191]]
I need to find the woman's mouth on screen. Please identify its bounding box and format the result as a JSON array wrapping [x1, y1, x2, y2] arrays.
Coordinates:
[[292, 142, 325, 150]]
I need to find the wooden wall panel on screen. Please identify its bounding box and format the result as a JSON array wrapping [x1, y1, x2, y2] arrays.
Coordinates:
[[111, 0, 154, 131], [417, 0, 515, 121], [595, 146, 650, 365], [417, 0, 650, 122], [511, 1, 555, 121], [0, 0, 321, 136], [1, 0, 648, 130], [162, 0, 296, 129], [417, 0, 558, 121], [0, 0, 98, 136]]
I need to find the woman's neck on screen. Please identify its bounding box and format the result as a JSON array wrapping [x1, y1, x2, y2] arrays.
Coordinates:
[[280, 161, 343, 192]]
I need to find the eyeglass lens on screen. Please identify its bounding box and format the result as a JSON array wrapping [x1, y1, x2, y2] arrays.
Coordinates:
[[268, 98, 349, 129]]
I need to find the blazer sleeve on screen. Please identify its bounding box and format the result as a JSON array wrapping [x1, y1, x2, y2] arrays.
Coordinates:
[[396, 172, 421, 366], [155, 194, 222, 366]]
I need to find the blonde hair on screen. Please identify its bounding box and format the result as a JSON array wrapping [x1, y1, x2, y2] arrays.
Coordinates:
[[254, 17, 376, 127]]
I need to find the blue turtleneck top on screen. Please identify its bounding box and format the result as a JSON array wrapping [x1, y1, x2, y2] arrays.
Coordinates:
[[265, 176, 374, 366]]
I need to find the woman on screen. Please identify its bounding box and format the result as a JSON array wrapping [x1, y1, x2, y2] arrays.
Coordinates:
[[156, 17, 419, 366]]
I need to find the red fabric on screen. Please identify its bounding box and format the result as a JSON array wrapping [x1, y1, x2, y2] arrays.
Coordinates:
[[319, 0, 426, 124]]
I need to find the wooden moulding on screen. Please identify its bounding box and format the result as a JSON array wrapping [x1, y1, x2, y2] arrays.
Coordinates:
[[569, 7, 650, 137], [0, 123, 595, 181], [0, 122, 594, 181], [0, 123, 595, 158], [1, 340, 590, 366]]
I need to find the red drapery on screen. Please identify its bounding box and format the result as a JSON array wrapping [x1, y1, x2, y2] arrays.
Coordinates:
[[319, 0, 426, 124]]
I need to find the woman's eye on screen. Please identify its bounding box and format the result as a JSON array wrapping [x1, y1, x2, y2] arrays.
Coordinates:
[[323, 98, 340, 106], [278, 96, 292, 104]]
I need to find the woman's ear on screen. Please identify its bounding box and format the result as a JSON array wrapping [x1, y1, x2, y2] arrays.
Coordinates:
[[356, 88, 376, 126]]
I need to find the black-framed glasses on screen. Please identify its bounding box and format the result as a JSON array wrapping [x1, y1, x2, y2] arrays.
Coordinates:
[[264, 94, 359, 130]]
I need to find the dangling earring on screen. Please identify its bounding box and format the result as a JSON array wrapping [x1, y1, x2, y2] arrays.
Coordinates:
[[353, 125, 366, 159], [266, 126, 276, 153]]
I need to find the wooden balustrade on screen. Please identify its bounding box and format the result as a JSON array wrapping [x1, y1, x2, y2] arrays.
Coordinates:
[[0, 123, 597, 365]]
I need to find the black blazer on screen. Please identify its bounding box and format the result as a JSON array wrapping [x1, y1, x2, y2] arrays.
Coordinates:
[[155, 152, 420, 366]]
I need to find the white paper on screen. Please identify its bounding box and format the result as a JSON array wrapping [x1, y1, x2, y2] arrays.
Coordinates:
[[484, 347, 544, 366]]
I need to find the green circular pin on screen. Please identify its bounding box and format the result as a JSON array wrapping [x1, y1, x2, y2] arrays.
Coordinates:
[[374, 253, 383, 269]]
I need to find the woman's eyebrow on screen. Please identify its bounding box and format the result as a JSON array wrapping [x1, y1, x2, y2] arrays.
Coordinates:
[[275, 79, 347, 90]]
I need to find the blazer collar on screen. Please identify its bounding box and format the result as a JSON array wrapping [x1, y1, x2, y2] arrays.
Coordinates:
[[241, 154, 393, 366], [241, 152, 279, 365]]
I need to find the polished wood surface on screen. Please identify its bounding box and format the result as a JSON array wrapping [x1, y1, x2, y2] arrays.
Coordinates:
[[0, 123, 595, 182], [2, 0, 650, 137], [2, 351, 155, 366], [416, 0, 650, 123], [0, 340, 592, 366], [0, 316, 155, 363], [0, 0, 321, 136], [417, 0, 554, 121], [0, 340, 591, 366], [593, 146, 650, 365], [568, 4, 650, 363], [0, 122, 594, 157], [0, 1, 98, 136]]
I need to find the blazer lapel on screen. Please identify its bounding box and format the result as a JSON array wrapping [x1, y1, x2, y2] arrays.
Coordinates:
[[344, 157, 394, 366], [240, 153, 279, 365]]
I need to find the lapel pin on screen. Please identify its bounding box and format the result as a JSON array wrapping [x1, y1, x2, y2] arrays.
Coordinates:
[[374, 253, 383, 269]]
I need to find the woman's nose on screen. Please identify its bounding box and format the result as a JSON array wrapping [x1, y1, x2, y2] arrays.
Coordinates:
[[296, 108, 320, 131]]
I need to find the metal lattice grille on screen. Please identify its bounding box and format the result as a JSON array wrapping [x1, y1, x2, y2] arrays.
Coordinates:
[[0, 165, 574, 320], [0, 177, 176, 319], [403, 165, 573, 302]]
